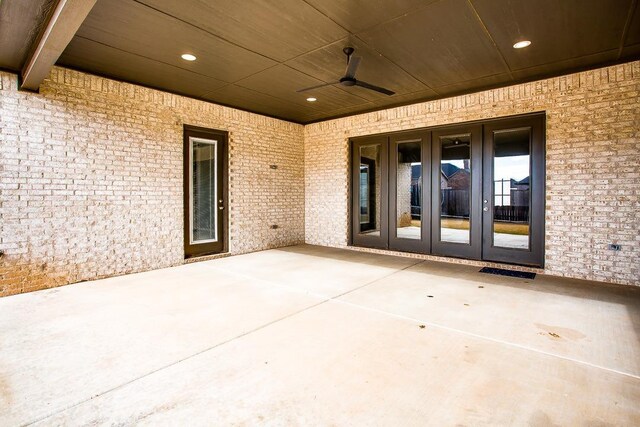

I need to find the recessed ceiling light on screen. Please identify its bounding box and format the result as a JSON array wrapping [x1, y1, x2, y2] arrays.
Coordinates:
[[306, 97, 317, 102], [513, 40, 531, 49], [181, 53, 197, 61]]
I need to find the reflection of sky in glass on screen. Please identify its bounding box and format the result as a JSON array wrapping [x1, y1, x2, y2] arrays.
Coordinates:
[[444, 159, 466, 169], [494, 155, 529, 181], [441, 156, 529, 180]]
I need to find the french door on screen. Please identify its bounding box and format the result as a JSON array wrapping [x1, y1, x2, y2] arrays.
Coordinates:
[[351, 135, 388, 249], [389, 130, 431, 253], [431, 124, 482, 260], [350, 113, 545, 267], [184, 125, 228, 258], [482, 115, 545, 266]]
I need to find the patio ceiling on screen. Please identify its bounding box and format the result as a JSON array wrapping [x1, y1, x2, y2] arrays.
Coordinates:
[[1, 0, 639, 124]]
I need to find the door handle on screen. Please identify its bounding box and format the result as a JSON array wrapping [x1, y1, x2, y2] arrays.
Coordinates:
[[483, 207, 489, 212], [219, 206, 224, 210]]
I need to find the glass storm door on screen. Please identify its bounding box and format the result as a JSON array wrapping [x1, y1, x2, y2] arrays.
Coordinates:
[[431, 125, 482, 260], [184, 126, 228, 258], [389, 131, 431, 253], [482, 116, 545, 267], [351, 136, 388, 249]]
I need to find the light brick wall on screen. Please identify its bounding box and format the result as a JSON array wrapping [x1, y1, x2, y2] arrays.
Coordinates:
[[305, 61, 640, 286], [0, 67, 304, 297], [1, 62, 638, 296]]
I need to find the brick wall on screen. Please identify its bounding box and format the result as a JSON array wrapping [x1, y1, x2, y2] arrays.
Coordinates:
[[305, 61, 640, 286], [1, 61, 638, 296], [0, 67, 304, 297]]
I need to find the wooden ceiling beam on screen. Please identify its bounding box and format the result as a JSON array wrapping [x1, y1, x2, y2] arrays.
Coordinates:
[[20, 0, 96, 91]]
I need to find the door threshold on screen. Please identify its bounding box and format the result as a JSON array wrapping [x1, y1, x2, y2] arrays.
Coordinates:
[[346, 245, 543, 274], [183, 252, 230, 264]]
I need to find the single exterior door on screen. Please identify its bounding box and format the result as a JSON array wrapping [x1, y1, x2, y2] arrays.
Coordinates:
[[351, 135, 388, 249], [184, 126, 228, 258], [482, 115, 545, 267], [431, 124, 482, 260], [388, 130, 431, 253]]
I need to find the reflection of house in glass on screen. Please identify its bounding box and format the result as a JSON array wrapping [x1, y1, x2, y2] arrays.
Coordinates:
[[494, 176, 530, 223], [410, 162, 476, 221], [440, 162, 469, 189], [511, 176, 530, 207], [439, 162, 471, 220]]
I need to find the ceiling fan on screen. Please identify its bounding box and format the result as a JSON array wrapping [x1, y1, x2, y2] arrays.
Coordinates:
[[297, 47, 395, 96]]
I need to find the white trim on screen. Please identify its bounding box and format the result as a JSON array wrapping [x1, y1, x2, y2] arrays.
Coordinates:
[[189, 137, 218, 245]]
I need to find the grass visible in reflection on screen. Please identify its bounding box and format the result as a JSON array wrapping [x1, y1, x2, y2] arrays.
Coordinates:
[[432, 218, 529, 235], [494, 221, 529, 235], [440, 218, 470, 231]]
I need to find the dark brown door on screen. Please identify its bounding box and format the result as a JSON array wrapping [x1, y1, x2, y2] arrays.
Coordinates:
[[431, 124, 483, 260], [351, 135, 388, 249], [388, 130, 431, 253], [350, 114, 545, 267], [482, 115, 545, 267], [184, 125, 228, 258]]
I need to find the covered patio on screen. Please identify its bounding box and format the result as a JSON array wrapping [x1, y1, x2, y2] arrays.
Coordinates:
[[2, 246, 639, 425]]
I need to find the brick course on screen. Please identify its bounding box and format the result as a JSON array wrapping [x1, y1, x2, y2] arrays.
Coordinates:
[[304, 61, 640, 286], [0, 67, 304, 296]]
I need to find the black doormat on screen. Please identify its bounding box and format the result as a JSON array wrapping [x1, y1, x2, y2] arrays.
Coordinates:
[[479, 267, 536, 279]]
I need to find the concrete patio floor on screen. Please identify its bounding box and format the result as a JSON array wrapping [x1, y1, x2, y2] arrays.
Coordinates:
[[1, 245, 639, 426]]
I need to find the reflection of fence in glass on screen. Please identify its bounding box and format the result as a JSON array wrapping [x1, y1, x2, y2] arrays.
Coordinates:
[[359, 166, 369, 223], [410, 181, 421, 219], [408, 178, 530, 223], [440, 189, 470, 219], [494, 178, 529, 223]]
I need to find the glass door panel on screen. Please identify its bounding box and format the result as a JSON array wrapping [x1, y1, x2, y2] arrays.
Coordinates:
[[431, 125, 482, 260], [439, 134, 471, 244], [482, 115, 545, 267], [396, 141, 421, 240], [351, 137, 388, 249], [190, 138, 218, 244], [492, 128, 530, 250], [358, 144, 381, 235], [388, 131, 431, 253]]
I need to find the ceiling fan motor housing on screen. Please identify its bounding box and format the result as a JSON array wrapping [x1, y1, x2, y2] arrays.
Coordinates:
[[340, 77, 356, 86]]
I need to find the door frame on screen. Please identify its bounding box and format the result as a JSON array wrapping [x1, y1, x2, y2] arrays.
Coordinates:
[[350, 135, 389, 249], [482, 114, 545, 267], [183, 125, 228, 258], [430, 124, 483, 260], [388, 130, 431, 253], [348, 112, 546, 268]]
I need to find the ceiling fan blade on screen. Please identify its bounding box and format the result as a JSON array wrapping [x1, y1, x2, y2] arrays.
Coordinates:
[[354, 80, 395, 96], [296, 82, 336, 93], [345, 56, 361, 79]]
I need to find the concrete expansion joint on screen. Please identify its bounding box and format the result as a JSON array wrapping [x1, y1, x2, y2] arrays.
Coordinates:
[[24, 298, 331, 426], [203, 262, 640, 382]]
